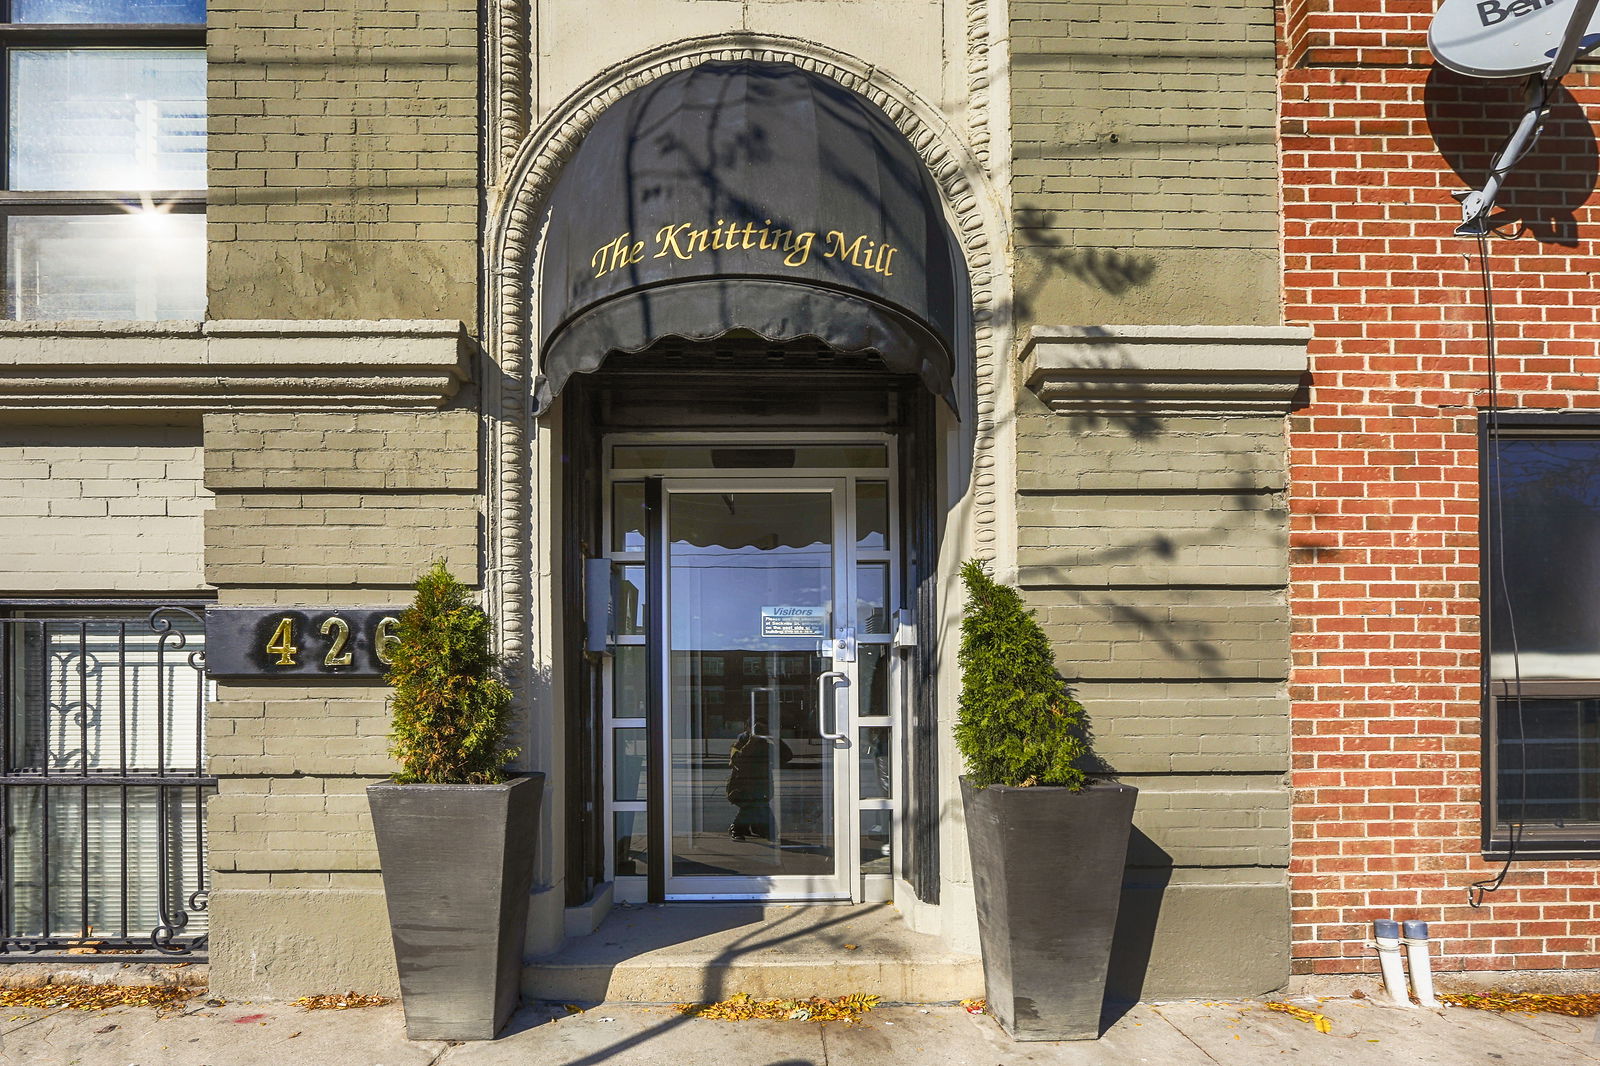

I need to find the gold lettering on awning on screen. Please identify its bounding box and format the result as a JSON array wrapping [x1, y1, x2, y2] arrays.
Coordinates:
[[588, 219, 897, 280]]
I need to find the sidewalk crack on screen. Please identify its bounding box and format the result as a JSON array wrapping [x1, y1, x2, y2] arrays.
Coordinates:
[[1150, 1005, 1225, 1065], [0, 1007, 65, 1039]]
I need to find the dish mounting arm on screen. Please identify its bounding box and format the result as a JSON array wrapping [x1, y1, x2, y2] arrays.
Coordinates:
[[1455, 0, 1600, 236]]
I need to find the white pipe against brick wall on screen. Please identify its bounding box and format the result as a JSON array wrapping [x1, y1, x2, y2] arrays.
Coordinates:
[[1402, 920, 1441, 1008], [1374, 919, 1413, 1007]]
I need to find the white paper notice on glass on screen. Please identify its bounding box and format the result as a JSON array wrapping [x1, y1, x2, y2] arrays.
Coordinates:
[[760, 605, 827, 637]]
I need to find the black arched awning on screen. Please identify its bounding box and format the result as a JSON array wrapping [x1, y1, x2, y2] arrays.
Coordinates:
[[535, 60, 961, 413]]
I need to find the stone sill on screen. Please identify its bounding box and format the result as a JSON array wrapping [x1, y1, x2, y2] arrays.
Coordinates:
[[1020, 324, 1311, 416], [0, 319, 474, 412]]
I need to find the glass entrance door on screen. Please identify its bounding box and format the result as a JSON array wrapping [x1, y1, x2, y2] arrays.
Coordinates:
[[601, 439, 900, 904], [663, 480, 849, 899]]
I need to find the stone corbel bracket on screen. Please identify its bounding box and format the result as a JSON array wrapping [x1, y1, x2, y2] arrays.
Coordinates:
[[0, 320, 473, 412], [1021, 325, 1311, 416]]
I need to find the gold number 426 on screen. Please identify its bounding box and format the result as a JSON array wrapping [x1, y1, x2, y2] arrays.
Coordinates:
[[266, 617, 298, 666], [265, 613, 398, 670]]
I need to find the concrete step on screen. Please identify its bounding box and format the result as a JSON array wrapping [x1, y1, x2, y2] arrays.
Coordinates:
[[524, 902, 984, 1004]]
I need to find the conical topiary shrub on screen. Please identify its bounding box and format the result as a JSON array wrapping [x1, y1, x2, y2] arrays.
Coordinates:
[[385, 560, 518, 784], [369, 561, 539, 1040], [954, 558, 1087, 789], [956, 559, 1134, 1041]]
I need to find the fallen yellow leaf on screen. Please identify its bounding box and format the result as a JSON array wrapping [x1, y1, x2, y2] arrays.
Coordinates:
[[675, 992, 880, 1023], [290, 992, 392, 1011], [0, 986, 196, 1012], [1441, 992, 1599, 1017], [1264, 1000, 1332, 1034]]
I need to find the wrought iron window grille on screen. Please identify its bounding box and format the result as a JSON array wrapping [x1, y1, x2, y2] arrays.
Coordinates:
[[0, 605, 213, 957]]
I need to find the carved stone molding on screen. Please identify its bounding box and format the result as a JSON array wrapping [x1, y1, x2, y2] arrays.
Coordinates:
[[1021, 325, 1312, 416], [966, 0, 992, 167], [491, 0, 530, 182], [483, 33, 1009, 678], [0, 320, 472, 412]]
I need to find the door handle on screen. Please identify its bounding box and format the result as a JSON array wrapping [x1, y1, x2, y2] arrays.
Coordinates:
[[817, 670, 848, 744], [747, 686, 776, 739]]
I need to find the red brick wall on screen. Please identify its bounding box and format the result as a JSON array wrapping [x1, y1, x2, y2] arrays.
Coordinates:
[[1282, 1, 1600, 976]]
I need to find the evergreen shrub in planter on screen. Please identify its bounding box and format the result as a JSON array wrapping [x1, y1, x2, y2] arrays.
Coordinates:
[[366, 561, 543, 1041], [957, 559, 1136, 1041]]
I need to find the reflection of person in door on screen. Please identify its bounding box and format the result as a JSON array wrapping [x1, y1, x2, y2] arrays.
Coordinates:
[[726, 730, 794, 840]]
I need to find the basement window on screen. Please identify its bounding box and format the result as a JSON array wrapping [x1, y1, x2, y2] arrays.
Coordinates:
[[0, 602, 213, 954]]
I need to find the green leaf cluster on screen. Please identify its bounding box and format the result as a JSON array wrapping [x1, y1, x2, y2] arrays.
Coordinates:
[[385, 561, 518, 784], [955, 558, 1087, 790]]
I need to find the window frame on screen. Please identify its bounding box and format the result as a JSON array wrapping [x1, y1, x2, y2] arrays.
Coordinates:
[[0, 5, 206, 321], [1480, 411, 1600, 858]]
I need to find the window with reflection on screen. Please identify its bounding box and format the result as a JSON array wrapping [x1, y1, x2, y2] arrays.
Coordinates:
[[1, 3, 206, 320], [12, 2, 206, 22], [1485, 427, 1600, 853]]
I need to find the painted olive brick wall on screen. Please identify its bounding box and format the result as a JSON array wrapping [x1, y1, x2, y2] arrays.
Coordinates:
[[1009, 0, 1280, 327], [205, 411, 478, 491], [202, 410, 480, 998], [202, 411, 479, 588], [204, 496, 477, 587], [207, 0, 479, 320], [0, 424, 210, 594], [1016, 402, 1292, 997]]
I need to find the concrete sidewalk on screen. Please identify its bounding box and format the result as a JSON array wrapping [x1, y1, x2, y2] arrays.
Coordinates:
[[4, 993, 1595, 1066]]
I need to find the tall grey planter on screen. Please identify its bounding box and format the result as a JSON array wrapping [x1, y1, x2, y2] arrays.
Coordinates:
[[367, 774, 544, 1041], [960, 778, 1137, 1041]]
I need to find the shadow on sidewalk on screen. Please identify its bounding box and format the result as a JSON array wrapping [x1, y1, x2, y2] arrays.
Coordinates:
[[1102, 828, 1173, 1032], [500, 906, 866, 1065]]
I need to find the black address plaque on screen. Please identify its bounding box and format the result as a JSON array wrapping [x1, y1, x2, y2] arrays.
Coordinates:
[[206, 608, 407, 680]]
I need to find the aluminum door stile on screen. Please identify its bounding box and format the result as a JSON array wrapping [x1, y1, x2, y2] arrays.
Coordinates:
[[833, 478, 858, 904], [645, 477, 668, 904], [840, 474, 858, 899]]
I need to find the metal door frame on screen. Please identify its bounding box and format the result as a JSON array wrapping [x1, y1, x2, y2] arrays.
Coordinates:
[[600, 433, 901, 905]]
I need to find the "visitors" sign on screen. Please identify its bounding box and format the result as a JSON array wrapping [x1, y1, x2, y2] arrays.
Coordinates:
[[760, 606, 828, 638]]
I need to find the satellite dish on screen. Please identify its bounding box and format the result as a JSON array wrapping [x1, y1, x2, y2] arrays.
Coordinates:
[[1430, 0, 1600, 78], [1430, 0, 1600, 232]]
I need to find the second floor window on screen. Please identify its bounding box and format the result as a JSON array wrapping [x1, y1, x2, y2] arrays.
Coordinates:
[[1, 1, 205, 321]]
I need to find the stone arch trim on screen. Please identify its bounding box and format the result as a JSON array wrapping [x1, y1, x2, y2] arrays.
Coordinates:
[[484, 33, 1008, 671]]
